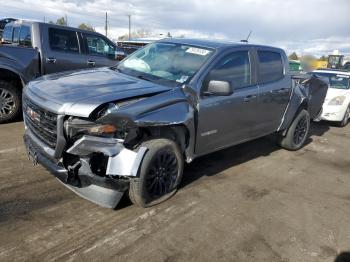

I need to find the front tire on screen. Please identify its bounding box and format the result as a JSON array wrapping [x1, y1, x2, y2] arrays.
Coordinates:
[[0, 80, 21, 124], [338, 105, 350, 127], [279, 109, 310, 151], [129, 138, 184, 207]]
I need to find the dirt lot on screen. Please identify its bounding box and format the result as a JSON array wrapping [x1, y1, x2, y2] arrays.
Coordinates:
[[0, 121, 349, 262]]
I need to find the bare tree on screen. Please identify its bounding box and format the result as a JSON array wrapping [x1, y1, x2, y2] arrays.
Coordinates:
[[288, 52, 298, 60], [55, 17, 67, 26], [118, 28, 154, 40], [78, 23, 95, 32]]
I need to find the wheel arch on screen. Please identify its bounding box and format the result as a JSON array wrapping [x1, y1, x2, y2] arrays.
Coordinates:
[[0, 67, 24, 89]]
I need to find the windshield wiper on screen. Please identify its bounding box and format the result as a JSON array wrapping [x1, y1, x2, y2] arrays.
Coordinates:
[[136, 75, 157, 82]]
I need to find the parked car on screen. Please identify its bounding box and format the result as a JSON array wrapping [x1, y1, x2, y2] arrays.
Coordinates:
[[0, 20, 120, 123], [311, 69, 350, 126], [23, 39, 328, 208]]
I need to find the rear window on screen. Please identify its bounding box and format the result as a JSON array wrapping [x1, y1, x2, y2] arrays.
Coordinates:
[[258, 51, 284, 84], [2, 25, 13, 43], [19, 26, 31, 47], [49, 28, 79, 53]]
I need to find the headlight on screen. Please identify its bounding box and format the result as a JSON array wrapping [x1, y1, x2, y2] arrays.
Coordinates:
[[64, 117, 119, 138], [328, 96, 346, 106]]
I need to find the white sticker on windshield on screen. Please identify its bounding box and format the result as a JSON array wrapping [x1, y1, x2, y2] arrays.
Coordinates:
[[176, 75, 189, 83], [186, 47, 211, 56]]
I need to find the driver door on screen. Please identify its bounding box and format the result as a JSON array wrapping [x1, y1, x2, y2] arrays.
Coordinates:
[[195, 48, 260, 156]]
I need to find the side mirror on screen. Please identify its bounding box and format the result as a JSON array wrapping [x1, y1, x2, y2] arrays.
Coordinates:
[[115, 50, 126, 61], [204, 80, 233, 96]]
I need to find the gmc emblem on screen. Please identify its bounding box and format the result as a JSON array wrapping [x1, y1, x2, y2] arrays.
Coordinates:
[[27, 107, 40, 123]]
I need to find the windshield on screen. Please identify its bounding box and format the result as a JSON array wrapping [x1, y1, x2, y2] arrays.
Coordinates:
[[117, 42, 214, 86], [313, 72, 350, 90]]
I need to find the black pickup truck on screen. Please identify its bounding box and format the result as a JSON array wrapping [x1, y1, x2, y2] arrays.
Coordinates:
[[23, 39, 328, 208], [0, 20, 120, 123]]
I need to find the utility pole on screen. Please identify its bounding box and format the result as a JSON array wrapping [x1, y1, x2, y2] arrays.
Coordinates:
[[105, 12, 108, 37], [65, 14, 68, 26], [128, 14, 131, 40]]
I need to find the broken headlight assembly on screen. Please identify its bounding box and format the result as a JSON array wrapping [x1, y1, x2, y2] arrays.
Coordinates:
[[328, 96, 346, 106], [64, 117, 127, 140]]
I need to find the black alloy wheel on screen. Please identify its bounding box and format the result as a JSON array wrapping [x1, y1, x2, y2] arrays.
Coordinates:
[[128, 138, 184, 207], [293, 115, 308, 146], [145, 149, 179, 199]]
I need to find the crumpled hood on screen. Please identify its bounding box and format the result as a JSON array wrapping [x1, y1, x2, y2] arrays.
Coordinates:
[[24, 67, 172, 117]]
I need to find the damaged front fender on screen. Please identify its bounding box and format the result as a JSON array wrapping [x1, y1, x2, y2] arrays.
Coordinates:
[[94, 87, 197, 162]]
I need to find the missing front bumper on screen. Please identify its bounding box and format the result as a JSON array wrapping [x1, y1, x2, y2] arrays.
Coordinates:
[[23, 133, 146, 208], [66, 135, 148, 177]]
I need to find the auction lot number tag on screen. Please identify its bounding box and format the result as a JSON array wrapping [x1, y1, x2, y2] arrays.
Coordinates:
[[186, 47, 211, 56]]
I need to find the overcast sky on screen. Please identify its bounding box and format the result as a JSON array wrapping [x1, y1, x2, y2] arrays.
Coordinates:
[[2, 0, 350, 56]]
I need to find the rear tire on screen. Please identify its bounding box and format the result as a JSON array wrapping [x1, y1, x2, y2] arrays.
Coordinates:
[[129, 138, 184, 207], [338, 105, 350, 127], [0, 80, 21, 124], [279, 109, 310, 151]]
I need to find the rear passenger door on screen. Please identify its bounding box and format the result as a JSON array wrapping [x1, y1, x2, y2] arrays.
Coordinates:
[[44, 27, 87, 74], [254, 49, 291, 135], [81, 33, 118, 68]]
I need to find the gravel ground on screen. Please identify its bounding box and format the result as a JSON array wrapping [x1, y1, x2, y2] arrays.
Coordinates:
[[0, 121, 349, 262]]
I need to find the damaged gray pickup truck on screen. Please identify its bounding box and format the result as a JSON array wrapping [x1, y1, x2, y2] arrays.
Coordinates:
[[23, 39, 328, 208]]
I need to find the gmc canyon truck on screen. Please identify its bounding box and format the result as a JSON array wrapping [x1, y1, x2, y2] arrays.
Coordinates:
[[0, 20, 119, 123], [23, 39, 328, 208]]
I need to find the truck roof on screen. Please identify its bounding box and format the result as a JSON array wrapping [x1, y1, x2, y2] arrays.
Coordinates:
[[159, 38, 284, 52], [5, 19, 108, 37]]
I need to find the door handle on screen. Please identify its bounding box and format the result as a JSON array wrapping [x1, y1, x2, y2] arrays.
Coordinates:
[[87, 60, 96, 67], [46, 57, 56, 64], [244, 95, 257, 102]]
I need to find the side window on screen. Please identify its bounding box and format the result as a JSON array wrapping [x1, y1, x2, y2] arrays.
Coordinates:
[[84, 34, 115, 58], [2, 25, 13, 43], [258, 51, 284, 83], [49, 28, 79, 53], [19, 26, 32, 47], [205, 51, 251, 90], [12, 27, 20, 44]]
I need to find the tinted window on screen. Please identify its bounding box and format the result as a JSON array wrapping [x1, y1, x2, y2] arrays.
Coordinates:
[[206, 51, 251, 89], [49, 28, 79, 53], [2, 25, 13, 43], [19, 26, 31, 47], [84, 34, 115, 58], [258, 51, 284, 83], [12, 27, 20, 43]]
